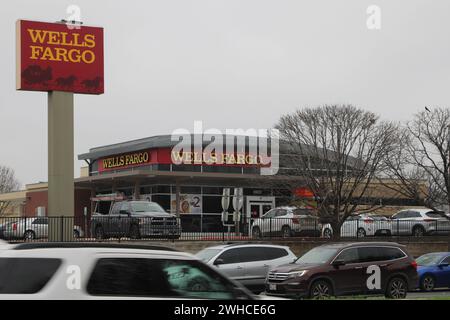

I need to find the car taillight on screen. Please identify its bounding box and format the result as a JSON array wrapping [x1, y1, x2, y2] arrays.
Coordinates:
[[411, 260, 417, 270], [364, 219, 373, 224], [292, 218, 300, 224], [12, 223, 17, 231]]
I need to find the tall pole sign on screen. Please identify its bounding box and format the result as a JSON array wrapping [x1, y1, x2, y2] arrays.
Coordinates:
[[16, 19, 104, 241]]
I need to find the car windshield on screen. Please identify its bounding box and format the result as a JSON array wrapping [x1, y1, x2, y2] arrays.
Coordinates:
[[130, 202, 166, 213], [416, 253, 446, 266], [195, 249, 222, 263], [295, 247, 339, 265]]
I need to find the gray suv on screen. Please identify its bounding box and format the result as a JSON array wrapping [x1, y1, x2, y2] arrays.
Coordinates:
[[196, 244, 297, 293], [91, 200, 181, 240]]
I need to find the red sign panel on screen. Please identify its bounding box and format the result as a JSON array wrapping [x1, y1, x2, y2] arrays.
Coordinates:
[[16, 20, 104, 94]]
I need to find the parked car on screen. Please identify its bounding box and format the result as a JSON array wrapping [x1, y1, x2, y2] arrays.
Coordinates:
[[416, 252, 450, 291], [2, 217, 84, 240], [322, 214, 392, 238], [265, 242, 418, 299], [390, 209, 450, 236], [91, 200, 181, 240], [0, 242, 264, 299], [251, 207, 322, 238], [196, 244, 297, 293]]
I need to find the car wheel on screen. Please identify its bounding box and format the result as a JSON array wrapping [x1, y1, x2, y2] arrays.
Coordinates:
[[129, 224, 141, 239], [357, 228, 366, 238], [420, 275, 435, 292], [309, 280, 333, 299], [412, 226, 425, 237], [73, 230, 80, 239], [323, 228, 332, 239], [94, 226, 104, 240], [281, 226, 292, 238], [385, 277, 407, 299], [252, 226, 262, 239], [24, 230, 35, 241]]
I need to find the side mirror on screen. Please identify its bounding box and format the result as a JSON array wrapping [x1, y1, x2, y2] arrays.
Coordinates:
[[214, 258, 225, 266], [332, 260, 346, 268], [439, 262, 450, 268]]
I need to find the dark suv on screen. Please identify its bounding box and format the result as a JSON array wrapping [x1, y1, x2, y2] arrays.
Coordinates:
[[265, 242, 418, 299], [91, 200, 181, 240]]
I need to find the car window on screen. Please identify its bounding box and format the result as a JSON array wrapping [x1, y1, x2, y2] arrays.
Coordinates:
[[275, 209, 287, 217], [120, 202, 129, 213], [262, 209, 276, 219], [335, 248, 359, 264], [264, 247, 289, 260], [111, 203, 121, 215], [87, 258, 242, 299], [442, 256, 450, 264], [378, 247, 406, 260], [358, 247, 381, 263], [0, 258, 62, 294], [392, 212, 406, 219], [293, 208, 314, 216], [358, 247, 405, 263], [216, 248, 241, 264], [406, 211, 421, 218], [425, 212, 444, 219], [32, 218, 48, 225]]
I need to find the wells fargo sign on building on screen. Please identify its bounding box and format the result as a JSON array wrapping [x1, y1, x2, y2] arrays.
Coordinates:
[[100, 152, 151, 172], [16, 20, 104, 94]]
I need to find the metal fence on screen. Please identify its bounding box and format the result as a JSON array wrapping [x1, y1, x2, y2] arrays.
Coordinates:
[[0, 216, 450, 242]]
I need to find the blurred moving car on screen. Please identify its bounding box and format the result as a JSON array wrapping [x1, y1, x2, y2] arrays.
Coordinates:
[[251, 207, 322, 238], [390, 209, 450, 236], [416, 252, 450, 291], [91, 200, 181, 240], [0, 242, 262, 300], [196, 244, 297, 293], [322, 214, 392, 238], [265, 242, 418, 299], [2, 217, 84, 240]]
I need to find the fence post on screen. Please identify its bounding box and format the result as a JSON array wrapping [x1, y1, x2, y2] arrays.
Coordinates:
[[269, 218, 272, 240], [358, 219, 360, 239], [60, 216, 63, 242]]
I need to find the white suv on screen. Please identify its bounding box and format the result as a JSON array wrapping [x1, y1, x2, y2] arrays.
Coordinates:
[[322, 214, 392, 238], [0, 243, 259, 300], [251, 207, 322, 238]]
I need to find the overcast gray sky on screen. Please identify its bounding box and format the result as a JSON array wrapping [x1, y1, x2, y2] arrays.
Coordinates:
[[1, 0, 450, 186]]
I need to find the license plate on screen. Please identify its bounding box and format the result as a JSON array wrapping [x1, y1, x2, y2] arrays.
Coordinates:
[[269, 283, 277, 291]]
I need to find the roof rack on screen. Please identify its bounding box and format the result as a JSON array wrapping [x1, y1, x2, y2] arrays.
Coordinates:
[[12, 242, 179, 252]]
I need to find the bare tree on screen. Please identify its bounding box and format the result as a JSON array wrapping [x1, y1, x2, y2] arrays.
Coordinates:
[[275, 105, 398, 238], [0, 166, 20, 216], [383, 108, 450, 211]]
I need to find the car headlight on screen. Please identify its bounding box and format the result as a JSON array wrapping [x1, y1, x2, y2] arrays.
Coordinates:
[[138, 218, 148, 225], [287, 270, 308, 279]]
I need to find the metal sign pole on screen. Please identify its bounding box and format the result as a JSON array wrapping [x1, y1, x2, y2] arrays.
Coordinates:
[[48, 91, 74, 241]]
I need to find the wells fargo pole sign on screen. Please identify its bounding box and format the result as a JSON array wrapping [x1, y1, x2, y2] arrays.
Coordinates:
[[16, 19, 104, 241]]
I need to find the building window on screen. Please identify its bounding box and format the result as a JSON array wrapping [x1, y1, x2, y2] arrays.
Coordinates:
[[203, 195, 224, 214]]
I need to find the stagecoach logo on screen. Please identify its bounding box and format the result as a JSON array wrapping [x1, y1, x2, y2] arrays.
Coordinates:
[[102, 152, 150, 170]]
